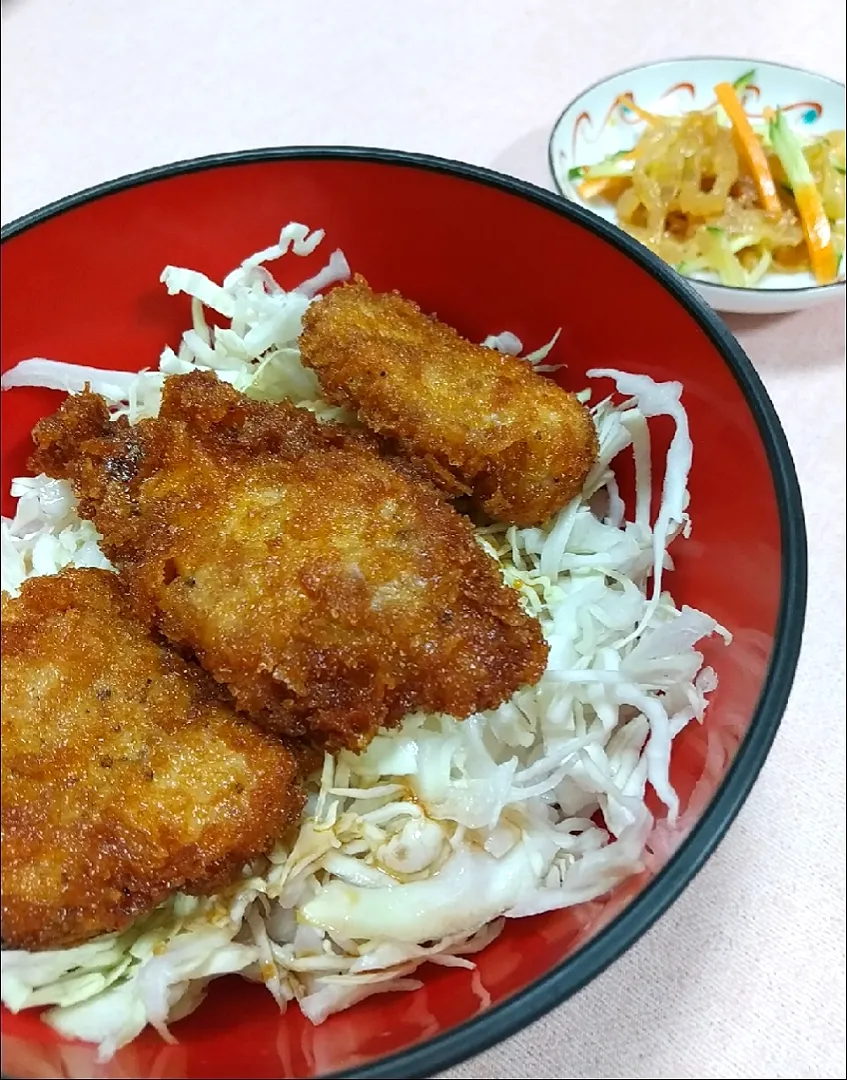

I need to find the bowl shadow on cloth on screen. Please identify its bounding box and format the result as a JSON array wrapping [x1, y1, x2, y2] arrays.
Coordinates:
[[489, 128, 556, 190]]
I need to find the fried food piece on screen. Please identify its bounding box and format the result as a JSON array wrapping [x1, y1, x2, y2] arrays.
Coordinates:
[[31, 372, 548, 752], [299, 277, 599, 527], [1, 568, 304, 952]]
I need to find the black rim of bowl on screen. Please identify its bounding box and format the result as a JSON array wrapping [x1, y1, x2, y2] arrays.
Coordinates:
[[0, 147, 808, 1080], [545, 54, 847, 297]]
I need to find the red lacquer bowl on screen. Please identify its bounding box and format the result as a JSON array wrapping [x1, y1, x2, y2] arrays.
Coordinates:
[[0, 149, 806, 1080]]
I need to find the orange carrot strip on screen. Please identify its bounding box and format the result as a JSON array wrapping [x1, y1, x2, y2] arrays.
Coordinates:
[[768, 108, 839, 284], [714, 81, 782, 214], [577, 177, 615, 200], [793, 183, 839, 282]]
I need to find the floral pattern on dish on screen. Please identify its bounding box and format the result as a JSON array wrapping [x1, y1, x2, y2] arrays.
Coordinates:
[[569, 83, 823, 159]]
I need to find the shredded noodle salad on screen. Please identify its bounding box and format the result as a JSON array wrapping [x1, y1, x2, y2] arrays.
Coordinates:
[[569, 72, 846, 287], [0, 223, 730, 1060]]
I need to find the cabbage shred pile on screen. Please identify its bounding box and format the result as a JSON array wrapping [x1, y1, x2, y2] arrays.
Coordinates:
[[0, 224, 729, 1060]]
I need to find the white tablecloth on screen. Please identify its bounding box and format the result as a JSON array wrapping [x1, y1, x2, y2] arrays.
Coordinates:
[[2, 2, 845, 1077]]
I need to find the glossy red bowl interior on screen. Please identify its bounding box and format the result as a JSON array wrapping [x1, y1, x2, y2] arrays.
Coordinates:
[[0, 150, 806, 1080]]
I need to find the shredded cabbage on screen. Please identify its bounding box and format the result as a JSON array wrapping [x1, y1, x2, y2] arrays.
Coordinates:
[[0, 224, 730, 1061]]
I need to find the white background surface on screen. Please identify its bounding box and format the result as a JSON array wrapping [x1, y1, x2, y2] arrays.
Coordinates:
[[1, 2, 845, 1078]]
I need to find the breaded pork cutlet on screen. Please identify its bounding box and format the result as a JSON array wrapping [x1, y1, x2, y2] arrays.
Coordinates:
[[1, 568, 304, 952], [298, 276, 599, 528], [30, 371, 548, 752]]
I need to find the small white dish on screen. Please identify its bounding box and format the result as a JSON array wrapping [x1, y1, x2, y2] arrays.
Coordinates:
[[549, 57, 845, 314]]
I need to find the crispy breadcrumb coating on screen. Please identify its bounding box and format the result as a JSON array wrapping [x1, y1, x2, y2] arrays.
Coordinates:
[[1, 568, 304, 951], [30, 372, 548, 752], [299, 277, 599, 527]]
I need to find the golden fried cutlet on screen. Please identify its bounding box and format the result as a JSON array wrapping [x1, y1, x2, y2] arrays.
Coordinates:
[[1, 568, 304, 952], [30, 371, 548, 752], [298, 277, 599, 527]]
